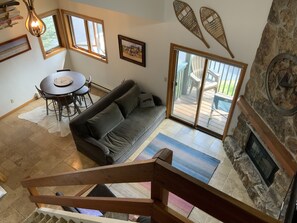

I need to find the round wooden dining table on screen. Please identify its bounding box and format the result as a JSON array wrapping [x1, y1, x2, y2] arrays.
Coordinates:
[[40, 71, 86, 95]]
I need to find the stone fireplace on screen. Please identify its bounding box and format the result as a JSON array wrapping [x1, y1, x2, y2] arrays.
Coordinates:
[[223, 0, 297, 219]]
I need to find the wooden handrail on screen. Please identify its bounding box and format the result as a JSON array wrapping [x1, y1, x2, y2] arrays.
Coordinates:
[[22, 159, 155, 187], [154, 159, 280, 223], [22, 148, 281, 223]]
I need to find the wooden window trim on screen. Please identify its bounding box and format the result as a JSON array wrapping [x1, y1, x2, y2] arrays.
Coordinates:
[[61, 9, 108, 63], [38, 9, 66, 59]]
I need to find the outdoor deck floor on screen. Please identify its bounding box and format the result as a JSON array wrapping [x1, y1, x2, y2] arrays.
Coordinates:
[[172, 89, 230, 135]]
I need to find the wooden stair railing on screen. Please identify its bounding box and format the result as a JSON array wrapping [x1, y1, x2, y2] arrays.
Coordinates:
[[22, 148, 280, 223]]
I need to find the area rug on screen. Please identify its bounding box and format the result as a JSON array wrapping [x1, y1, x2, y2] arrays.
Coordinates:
[[135, 133, 220, 216], [18, 95, 100, 137]]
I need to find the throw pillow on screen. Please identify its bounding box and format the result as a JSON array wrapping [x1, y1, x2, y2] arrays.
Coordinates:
[[139, 93, 155, 108], [86, 103, 124, 140], [115, 84, 140, 118]]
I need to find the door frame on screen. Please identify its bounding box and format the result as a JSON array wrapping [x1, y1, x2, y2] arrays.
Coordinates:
[[166, 43, 247, 140]]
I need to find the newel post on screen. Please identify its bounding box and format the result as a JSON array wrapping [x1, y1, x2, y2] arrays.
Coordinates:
[[151, 148, 173, 207]]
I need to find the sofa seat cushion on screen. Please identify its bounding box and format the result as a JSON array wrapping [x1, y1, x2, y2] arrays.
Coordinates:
[[86, 103, 124, 140], [99, 106, 166, 162]]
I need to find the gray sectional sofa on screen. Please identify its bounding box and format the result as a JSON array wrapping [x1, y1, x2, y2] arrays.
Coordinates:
[[69, 80, 166, 165]]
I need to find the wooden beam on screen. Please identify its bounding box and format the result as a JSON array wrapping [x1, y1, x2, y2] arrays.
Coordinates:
[[29, 195, 153, 216], [22, 159, 155, 188], [237, 96, 297, 177], [154, 160, 280, 223]]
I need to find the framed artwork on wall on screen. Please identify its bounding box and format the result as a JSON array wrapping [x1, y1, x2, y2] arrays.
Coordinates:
[[118, 35, 146, 67], [0, 34, 31, 62]]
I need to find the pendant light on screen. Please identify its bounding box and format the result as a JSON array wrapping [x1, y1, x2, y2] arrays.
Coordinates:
[[23, 0, 46, 37]]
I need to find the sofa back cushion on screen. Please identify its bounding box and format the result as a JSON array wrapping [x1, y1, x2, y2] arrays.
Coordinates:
[[115, 84, 140, 118], [86, 103, 124, 140]]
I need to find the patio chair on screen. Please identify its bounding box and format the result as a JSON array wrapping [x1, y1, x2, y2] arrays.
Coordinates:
[[207, 92, 232, 127], [189, 55, 220, 98]]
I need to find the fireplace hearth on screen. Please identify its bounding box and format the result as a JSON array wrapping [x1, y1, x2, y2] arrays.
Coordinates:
[[245, 132, 279, 187]]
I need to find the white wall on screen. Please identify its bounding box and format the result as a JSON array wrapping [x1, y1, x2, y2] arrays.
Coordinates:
[[0, 0, 66, 116], [71, 0, 165, 21], [59, 0, 272, 133]]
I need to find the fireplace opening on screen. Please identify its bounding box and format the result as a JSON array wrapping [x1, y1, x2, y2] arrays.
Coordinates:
[[245, 132, 279, 187]]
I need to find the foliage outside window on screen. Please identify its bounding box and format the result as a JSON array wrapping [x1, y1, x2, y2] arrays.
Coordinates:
[[38, 10, 65, 59], [62, 10, 107, 63]]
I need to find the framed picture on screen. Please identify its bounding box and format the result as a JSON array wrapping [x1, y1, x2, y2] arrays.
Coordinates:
[[118, 35, 146, 67], [0, 35, 31, 63]]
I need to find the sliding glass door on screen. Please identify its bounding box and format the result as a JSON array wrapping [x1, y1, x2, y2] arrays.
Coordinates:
[[168, 44, 247, 139]]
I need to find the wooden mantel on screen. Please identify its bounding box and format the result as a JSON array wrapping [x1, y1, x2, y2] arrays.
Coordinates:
[[237, 96, 297, 177]]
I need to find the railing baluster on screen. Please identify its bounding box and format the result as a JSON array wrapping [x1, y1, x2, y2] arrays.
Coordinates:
[[28, 187, 43, 208], [232, 67, 240, 96], [227, 66, 235, 96], [221, 64, 229, 94]]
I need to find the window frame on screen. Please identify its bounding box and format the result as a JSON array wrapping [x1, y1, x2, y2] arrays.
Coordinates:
[[38, 9, 66, 59], [61, 10, 108, 63]]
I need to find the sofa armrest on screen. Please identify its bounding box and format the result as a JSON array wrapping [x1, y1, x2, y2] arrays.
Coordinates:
[[84, 137, 110, 155], [152, 95, 162, 106]]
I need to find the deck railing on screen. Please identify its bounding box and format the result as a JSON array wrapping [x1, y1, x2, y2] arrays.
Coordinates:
[[208, 60, 241, 97], [22, 149, 281, 223]]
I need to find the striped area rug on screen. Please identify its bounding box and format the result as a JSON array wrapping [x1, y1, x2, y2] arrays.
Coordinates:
[[135, 133, 220, 216]]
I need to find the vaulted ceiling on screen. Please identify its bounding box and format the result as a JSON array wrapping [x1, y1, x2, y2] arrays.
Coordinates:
[[71, 0, 166, 21]]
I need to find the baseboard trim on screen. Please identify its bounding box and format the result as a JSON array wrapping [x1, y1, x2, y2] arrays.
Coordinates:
[[92, 82, 111, 93], [0, 98, 36, 120]]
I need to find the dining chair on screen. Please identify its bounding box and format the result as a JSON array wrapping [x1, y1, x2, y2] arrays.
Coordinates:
[[73, 76, 94, 109], [35, 86, 58, 117], [189, 55, 220, 98], [53, 94, 79, 121]]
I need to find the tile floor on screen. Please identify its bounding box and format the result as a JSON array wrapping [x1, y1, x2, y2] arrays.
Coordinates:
[[0, 89, 254, 223]]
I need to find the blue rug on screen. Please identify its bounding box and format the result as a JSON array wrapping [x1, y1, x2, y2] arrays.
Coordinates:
[[136, 133, 220, 184]]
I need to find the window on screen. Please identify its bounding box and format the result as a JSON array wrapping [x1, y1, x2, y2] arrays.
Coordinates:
[[38, 10, 65, 59], [62, 10, 107, 62]]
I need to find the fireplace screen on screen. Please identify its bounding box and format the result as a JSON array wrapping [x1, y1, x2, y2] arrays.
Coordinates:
[[246, 133, 279, 186]]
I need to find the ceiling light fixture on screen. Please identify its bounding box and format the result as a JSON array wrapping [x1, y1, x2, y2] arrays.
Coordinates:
[[23, 0, 46, 37]]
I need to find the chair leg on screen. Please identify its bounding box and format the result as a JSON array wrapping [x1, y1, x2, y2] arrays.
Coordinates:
[[59, 106, 62, 121], [66, 105, 71, 121], [83, 95, 88, 108], [189, 82, 194, 94], [88, 92, 93, 105], [76, 95, 82, 105], [207, 108, 214, 127], [73, 99, 81, 114], [52, 101, 59, 121], [46, 99, 49, 115]]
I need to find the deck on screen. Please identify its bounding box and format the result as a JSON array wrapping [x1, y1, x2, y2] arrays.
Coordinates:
[[172, 89, 229, 135]]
